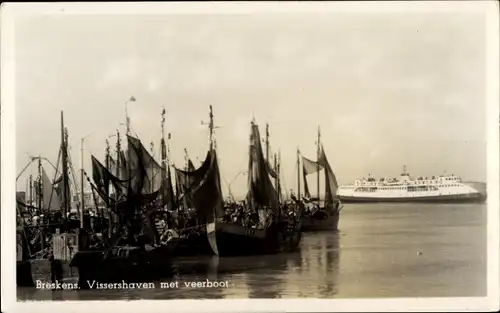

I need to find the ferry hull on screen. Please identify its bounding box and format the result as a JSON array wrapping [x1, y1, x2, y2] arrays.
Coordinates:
[[301, 213, 339, 232], [339, 192, 487, 203]]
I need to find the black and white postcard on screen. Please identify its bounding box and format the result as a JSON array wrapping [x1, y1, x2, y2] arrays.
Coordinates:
[[1, 1, 499, 312]]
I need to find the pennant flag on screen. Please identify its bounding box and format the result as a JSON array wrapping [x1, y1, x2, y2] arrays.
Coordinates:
[[302, 156, 323, 175]]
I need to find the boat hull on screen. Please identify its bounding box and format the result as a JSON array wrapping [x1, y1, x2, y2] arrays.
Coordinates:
[[70, 245, 174, 288], [301, 213, 339, 232], [17, 261, 35, 287], [206, 221, 301, 257], [338, 192, 487, 203], [17, 258, 76, 288], [170, 230, 214, 257]]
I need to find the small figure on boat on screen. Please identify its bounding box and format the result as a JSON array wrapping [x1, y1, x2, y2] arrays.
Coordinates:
[[49, 250, 63, 285]]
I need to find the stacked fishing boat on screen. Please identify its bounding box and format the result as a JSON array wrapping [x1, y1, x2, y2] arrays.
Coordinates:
[[16, 104, 344, 287]]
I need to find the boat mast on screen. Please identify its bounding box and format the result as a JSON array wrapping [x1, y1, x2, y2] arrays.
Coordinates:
[[201, 105, 216, 152], [114, 129, 120, 228], [316, 126, 321, 207], [184, 148, 189, 171], [209, 105, 214, 151], [80, 137, 85, 228], [167, 133, 171, 168], [105, 139, 112, 238], [297, 147, 301, 201], [29, 175, 33, 207], [266, 123, 269, 163], [274, 152, 277, 194], [166, 132, 172, 209], [160, 108, 166, 207], [150, 141, 155, 193], [116, 130, 121, 180], [60, 112, 70, 225], [36, 155, 44, 249], [37, 156, 42, 212], [125, 96, 135, 136], [125, 99, 135, 243], [278, 151, 281, 203], [105, 139, 110, 184], [274, 151, 281, 204]]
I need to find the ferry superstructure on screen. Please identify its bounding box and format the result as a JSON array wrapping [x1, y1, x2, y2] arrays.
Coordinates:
[[337, 167, 486, 203]]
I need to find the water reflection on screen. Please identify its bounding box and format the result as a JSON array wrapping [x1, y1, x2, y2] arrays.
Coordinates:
[[17, 204, 487, 300], [281, 232, 340, 298]]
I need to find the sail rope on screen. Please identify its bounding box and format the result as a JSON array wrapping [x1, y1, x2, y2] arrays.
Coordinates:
[[219, 153, 247, 201], [16, 159, 37, 182], [221, 175, 231, 201], [129, 125, 140, 139], [16, 155, 59, 182]]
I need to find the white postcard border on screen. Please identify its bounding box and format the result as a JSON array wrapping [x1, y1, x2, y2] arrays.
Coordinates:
[[1, 1, 498, 312]]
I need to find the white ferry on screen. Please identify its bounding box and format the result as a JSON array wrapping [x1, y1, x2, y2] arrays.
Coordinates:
[[337, 166, 486, 203]]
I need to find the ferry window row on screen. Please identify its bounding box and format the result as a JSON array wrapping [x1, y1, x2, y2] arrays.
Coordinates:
[[354, 187, 378, 192], [407, 186, 439, 192]]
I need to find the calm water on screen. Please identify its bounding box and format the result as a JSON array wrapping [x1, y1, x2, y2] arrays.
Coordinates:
[[17, 203, 487, 300]]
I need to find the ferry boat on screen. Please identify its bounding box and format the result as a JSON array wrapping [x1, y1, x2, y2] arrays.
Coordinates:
[[337, 166, 486, 203]]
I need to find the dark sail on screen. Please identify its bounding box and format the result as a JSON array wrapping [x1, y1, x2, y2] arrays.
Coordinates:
[[161, 165, 176, 210], [247, 122, 279, 213], [318, 145, 339, 207], [302, 156, 323, 174], [186, 150, 224, 224], [91, 156, 128, 205], [175, 152, 211, 212], [127, 135, 162, 196], [301, 155, 324, 199], [188, 159, 195, 171], [267, 162, 278, 179], [119, 150, 128, 180], [174, 157, 197, 208], [107, 156, 117, 176], [90, 135, 161, 206], [175, 170, 187, 208]]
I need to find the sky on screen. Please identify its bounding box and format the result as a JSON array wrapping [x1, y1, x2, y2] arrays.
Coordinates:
[[14, 10, 487, 199]]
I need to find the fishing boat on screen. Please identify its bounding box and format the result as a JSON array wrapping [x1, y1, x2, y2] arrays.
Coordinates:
[[16, 112, 85, 287], [178, 107, 301, 256], [69, 106, 178, 287], [337, 166, 487, 203], [295, 127, 342, 232]]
